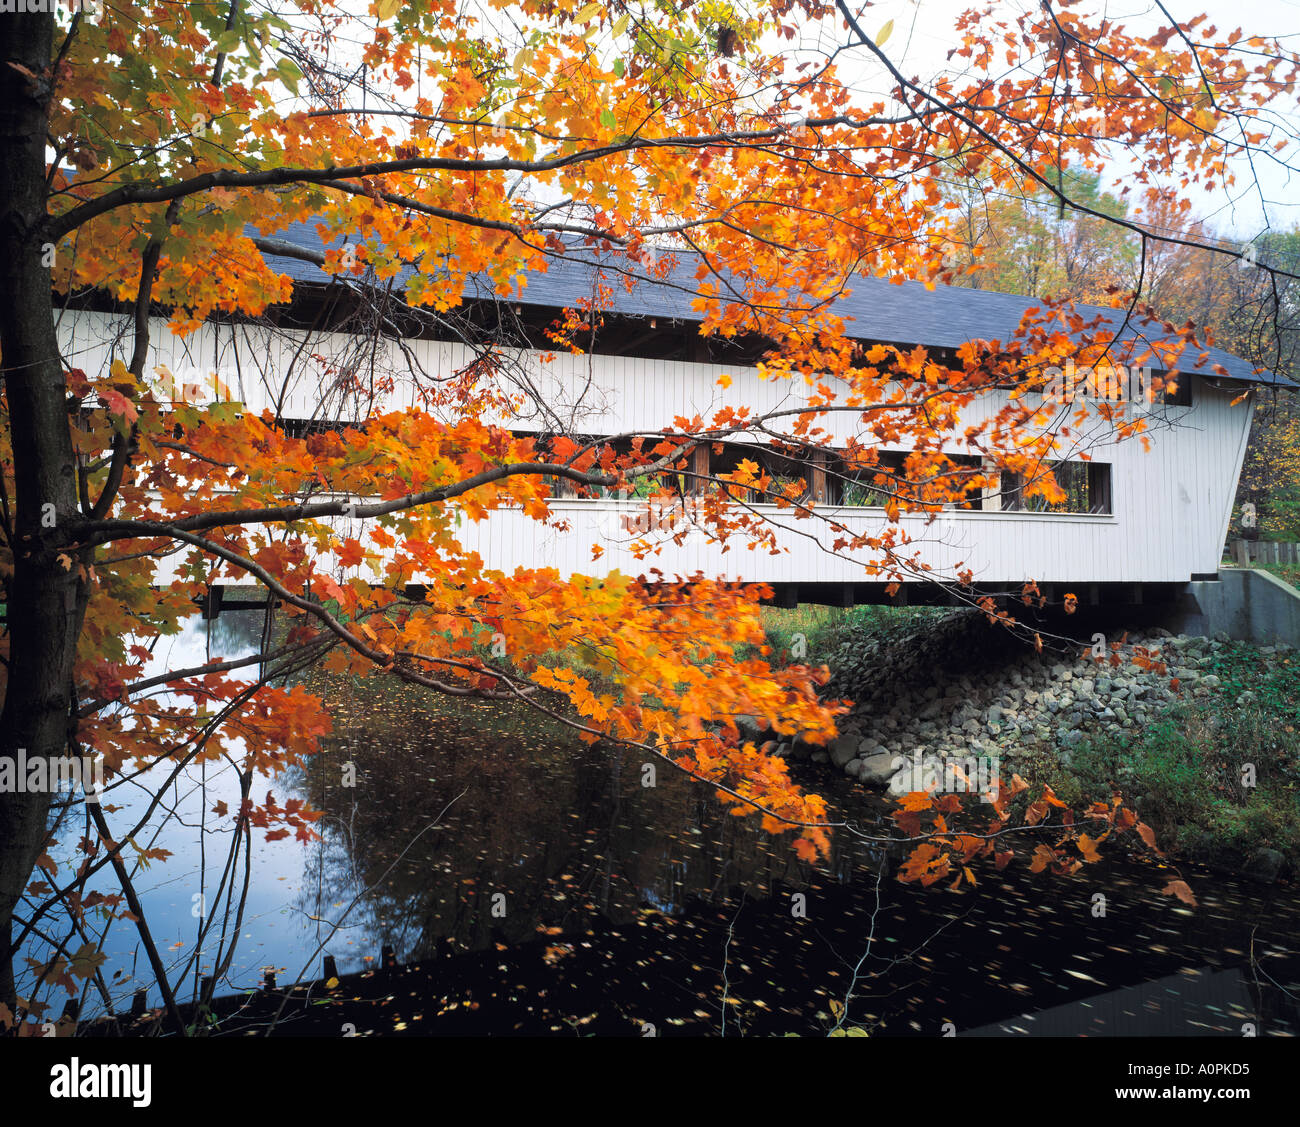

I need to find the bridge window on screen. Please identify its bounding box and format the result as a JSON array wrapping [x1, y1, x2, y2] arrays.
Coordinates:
[[706, 443, 814, 503], [826, 450, 901, 506], [590, 436, 708, 499], [826, 451, 992, 510], [1152, 370, 1193, 406], [1002, 461, 1112, 514], [533, 433, 608, 498]]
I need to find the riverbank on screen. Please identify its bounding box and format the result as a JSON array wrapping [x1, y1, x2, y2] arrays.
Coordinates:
[[787, 608, 1300, 883], [297, 600, 1299, 883]]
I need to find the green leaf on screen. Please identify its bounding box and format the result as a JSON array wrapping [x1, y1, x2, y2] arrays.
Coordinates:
[[576, 2, 602, 23], [276, 57, 303, 95], [213, 30, 243, 56], [600, 109, 617, 132], [612, 12, 629, 37], [876, 19, 894, 47], [613, 58, 625, 78]]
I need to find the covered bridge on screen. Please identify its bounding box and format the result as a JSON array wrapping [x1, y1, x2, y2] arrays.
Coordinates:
[[57, 223, 1293, 606]]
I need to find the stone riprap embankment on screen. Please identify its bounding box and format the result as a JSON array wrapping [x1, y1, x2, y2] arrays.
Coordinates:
[[738, 611, 1278, 794]]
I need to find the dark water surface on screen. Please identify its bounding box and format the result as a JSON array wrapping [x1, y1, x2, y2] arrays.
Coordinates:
[[25, 610, 1300, 1035]]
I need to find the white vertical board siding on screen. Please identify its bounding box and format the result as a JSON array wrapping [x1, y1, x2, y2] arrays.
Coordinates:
[[62, 310, 1252, 586]]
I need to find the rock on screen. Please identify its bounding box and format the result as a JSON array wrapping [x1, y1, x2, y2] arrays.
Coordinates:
[[857, 751, 903, 786], [1213, 630, 1232, 645], [829, 733, 859, 769], [1245, 848, 1285, 883], [1236, 690, 1257, 707], [810, 750, 829, 765], [844, 757, 863, 779], [1060, 729, 1084, 748], [885, 755, 934, 793], [1200, 674, 1221, 689], [790, 732, 816, 755]]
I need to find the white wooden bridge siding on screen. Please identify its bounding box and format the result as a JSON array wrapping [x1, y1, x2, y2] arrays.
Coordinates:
[[61, 311, 1252, 588]]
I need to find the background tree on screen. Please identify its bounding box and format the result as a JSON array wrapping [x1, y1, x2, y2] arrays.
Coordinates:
[[942, 168, 1134, 300], [944, 168, 1300, 544]]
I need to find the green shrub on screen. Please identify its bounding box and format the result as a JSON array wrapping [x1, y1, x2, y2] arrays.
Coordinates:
[[1064, 686, 1299, 871]]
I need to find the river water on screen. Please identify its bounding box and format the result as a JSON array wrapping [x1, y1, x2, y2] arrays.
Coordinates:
[[23, 609, 1299, 1035]]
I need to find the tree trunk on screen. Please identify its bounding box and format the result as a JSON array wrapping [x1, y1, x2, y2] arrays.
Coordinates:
[[0, 12, 83, 1008]]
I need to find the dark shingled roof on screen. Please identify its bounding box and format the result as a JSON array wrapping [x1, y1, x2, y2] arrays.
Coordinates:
[[255, 220, 1292, 388]]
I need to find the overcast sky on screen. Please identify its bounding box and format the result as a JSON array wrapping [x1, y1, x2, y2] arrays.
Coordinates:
[[828, 0, 1300, 241], [267, 0, 1300, 250]]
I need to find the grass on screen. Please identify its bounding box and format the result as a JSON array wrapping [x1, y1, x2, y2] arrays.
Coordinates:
[[1048, 643, 1300, 875], [1220, 545, 1300, 592], [756, 603, 945, 667], [1255, 561, 1300, 592]]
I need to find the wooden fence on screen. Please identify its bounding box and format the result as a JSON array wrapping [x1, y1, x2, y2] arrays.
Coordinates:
[[1226, 539, 1300, 565]]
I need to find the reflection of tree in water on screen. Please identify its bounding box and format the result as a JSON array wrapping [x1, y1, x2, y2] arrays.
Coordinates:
[[265, 678, 1297, 1036], [292, 683, 888, 968]]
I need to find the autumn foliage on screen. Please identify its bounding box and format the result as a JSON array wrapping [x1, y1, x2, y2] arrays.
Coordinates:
[[1, 0, 1297, 1018]]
